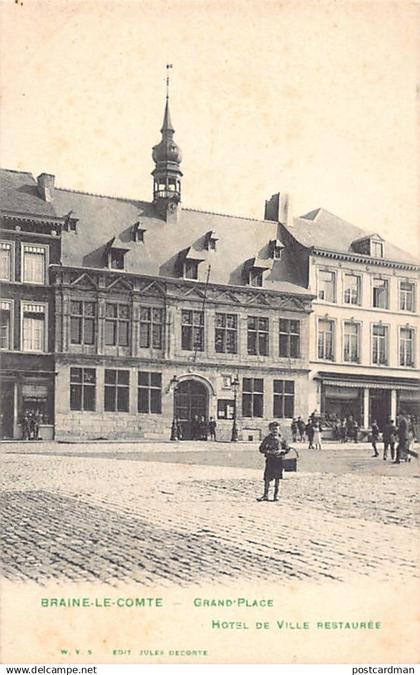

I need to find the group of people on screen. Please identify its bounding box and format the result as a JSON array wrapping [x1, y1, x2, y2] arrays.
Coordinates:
[[334, 416, 360, 443], [22, 410, 42, 441], [172, 416, 217, 441], [371, 413, 414, 463], [291, 414, 323, 450]]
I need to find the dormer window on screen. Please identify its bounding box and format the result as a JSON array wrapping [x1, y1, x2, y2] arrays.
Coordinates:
[[269, 239, 284, 260], [184, 260, 199, 280], [249, 269, 263, 287], [104, 238, 129, 270], [205, 231, 218, 251], [110, 250, 125, 270], [351, 234, 385, 258], [371, 241, 384, 258], [63, 212, 79, 232], [132, 222, 146, 242]]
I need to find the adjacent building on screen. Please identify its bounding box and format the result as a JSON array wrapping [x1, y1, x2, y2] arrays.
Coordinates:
[[274, 206, 420, 430]]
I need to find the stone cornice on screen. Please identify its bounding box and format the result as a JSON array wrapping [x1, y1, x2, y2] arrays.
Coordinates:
[[313, 247, 419, 272]]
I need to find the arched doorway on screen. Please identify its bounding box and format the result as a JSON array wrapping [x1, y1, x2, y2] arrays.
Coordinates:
[[174, 379, 208, 440]]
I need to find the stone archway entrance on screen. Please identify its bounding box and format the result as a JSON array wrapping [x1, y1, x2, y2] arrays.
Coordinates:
[[174, 379, 209, 440]]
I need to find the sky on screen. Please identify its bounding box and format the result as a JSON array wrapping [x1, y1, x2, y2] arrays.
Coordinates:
[[0, 0, 418, 255]]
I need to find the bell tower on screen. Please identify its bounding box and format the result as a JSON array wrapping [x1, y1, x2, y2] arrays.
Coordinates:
[[152, 73, 183, 222]]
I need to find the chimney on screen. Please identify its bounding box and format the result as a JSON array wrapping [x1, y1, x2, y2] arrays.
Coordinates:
[[264, 192, 293, 228], [37, 173, 55, 202]]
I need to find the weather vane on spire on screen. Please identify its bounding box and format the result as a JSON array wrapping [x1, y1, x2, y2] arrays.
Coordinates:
[[166, 64, 173, 99]]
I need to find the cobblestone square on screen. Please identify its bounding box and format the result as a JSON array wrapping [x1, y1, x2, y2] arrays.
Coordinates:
[[1, 441, 419, 587]]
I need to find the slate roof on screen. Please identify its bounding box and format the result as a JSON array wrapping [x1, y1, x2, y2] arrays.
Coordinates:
[[0, 168, 57, 218], [289, 208, 419, 266], [0, 168, 308, 295]]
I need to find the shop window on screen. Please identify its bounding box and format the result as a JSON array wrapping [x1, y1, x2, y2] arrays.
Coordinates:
[[104, 369, 129, 412], [247, 316, 269, 356], [273, 380, 294, 418], [343, 274, 361, 305], [22, 245, 47, 284], [70, 367, 96, 411], [400, 282, 415, 313], [372, 278, 389, 309], [242, 378, 264, 418], [70, 301, 96, 345], [279, 318, 300, 358], [217, 399, 234, 420], [0, 242, 12, 281], [215, 313, 238, 354], [105, 303, 129, 347], [318, 270, 336, 302], [181, 309, 204, 351], [344, 322, 360, 363], [400, 328, 415, 367], [139, 307, 164, 349], [0, 301, 12, 350], [138, 372, 162, 414], [372, 324, 388, 365], [22, 303, 46, 352], [318, 319, 334, 361]]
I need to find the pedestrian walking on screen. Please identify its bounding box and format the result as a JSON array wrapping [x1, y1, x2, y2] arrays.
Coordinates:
[[208, 416, 217, 441], [306, 419, 315, 449], [257, 421, 290, 502], [297, 417, 306, 442], [371, 420, 380, 457], [313, 422, 322, 450], [291, 418, 298, 443], [383, 417, 397, 461]]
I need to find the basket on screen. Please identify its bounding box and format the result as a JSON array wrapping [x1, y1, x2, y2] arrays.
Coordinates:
[[283, 447, 299, 472]]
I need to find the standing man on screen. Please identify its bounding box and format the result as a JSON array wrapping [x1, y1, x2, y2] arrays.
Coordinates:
[[208, 416, 217, 441], [383, 417, 397, 461], [291, 418, 298, 443], [395, 411, 409, 464], [297, 417, 306, 442], [371, 419, 380, 457]]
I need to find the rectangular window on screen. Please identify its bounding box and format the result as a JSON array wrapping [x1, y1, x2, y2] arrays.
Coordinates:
[[22, 245, 46, 284], [247, 316, 269, 356], [184, 260, 198, 280], [318, 319, 334, 360], [105, 303, 129, 347], [138, 372, 162, 413], [104, 369, 129, 412], [343, 322, 360, 363], [0, 242, 12, 281], [0, 301, 11, 349], [343, 274, 361, 305], [139, 307, 164, 349], [400, 282, 415, 312], [372, 324, 388, 365], [70, 367, 96, 411], [279, 318, 300, 358], [109, 250, 124, 269], [371, 241, 384, 258], [273, 380, 295, 418], [181, 309, 204, 351], [22, 303, 46, 352], [372, 278, 389, 309], [70, 301, 96, 345], [217, 399, 234, 420], [242, 377, 263, 417], [318, 270, 335, 302], [400, 328, 414, 367], [249, 270, 263, 287], [215, 313, 238, 354]]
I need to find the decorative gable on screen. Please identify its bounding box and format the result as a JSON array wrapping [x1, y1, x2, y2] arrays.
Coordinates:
[[70, 272, 97, 290]]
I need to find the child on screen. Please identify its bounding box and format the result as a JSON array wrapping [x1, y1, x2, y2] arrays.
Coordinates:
[[257, 421, 290, 502], [313, 422, 322, 450]]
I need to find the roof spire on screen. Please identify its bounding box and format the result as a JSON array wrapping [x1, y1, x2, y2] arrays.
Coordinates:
[[162, 64, 174, 133]]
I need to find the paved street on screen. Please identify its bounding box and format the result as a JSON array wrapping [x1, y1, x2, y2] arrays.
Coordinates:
[[1, 441, 419, 587]]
